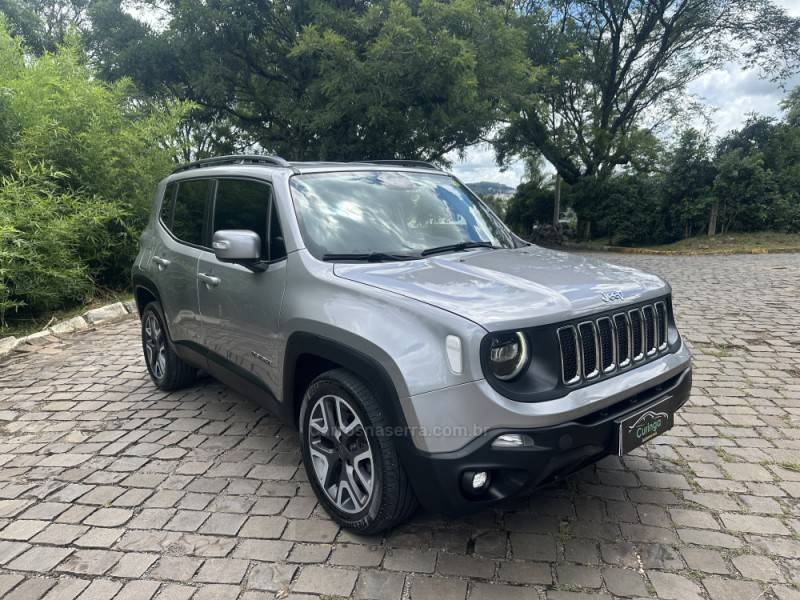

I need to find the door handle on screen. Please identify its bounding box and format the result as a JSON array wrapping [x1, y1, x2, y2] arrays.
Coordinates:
[[198, 273, 221, 287], [152, 256, 171, 269]]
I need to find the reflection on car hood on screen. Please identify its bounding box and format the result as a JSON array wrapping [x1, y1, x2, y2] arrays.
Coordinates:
[[333, 246, 668, 331]]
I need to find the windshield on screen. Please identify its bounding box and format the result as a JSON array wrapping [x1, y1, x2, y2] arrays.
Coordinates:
[[289, 171, 515, 259]]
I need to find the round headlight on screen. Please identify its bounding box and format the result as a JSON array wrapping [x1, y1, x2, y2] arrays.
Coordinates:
[[488, 331, 530, 380]]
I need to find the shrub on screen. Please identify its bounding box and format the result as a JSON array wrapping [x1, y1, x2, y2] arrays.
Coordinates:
[[0, 165, 128, 326], [0, 20, 190, 325]]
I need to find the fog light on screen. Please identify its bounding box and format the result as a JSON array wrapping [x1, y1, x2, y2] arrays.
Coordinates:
[[472, 471, 489, 490], [492, 433, 534, 448], [461, 470, 491, 496]]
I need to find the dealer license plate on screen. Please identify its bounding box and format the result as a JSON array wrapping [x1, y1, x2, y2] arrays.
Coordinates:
[[616, 395, 675, 455]]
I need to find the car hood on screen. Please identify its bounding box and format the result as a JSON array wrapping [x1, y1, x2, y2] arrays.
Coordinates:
[[333, 246, 668, 331]]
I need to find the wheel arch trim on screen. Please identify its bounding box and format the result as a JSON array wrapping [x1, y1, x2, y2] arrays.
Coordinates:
[[283, 332, 409, 432], [132, 274, 163, 317]]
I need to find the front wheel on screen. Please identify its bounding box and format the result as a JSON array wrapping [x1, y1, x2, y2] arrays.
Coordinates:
[[141, 302, 196, 391], [299, 369, 417, 534]]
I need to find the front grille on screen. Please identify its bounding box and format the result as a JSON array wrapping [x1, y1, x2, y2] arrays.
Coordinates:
[[557, 301, 669, 385]]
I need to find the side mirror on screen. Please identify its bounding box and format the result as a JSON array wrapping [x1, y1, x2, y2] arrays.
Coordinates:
[[212, 230, 264, 269]]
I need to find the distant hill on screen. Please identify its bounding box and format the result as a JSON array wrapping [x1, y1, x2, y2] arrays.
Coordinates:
[[465, 181, 515, 197]]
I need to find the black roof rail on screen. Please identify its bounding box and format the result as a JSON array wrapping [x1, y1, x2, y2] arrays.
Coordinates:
[[363, 159, 441, 170], [172, 154, 291, 174]]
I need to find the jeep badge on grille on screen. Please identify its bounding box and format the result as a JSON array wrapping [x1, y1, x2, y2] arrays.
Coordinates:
[[601, 290, 625, 302]]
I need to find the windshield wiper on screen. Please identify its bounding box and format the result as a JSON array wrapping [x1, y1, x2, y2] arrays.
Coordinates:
[[322, 252, 419, 262], [420, 241, 497, 257]]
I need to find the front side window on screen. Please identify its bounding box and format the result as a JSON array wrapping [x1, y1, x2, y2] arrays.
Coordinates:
[[213, 179, 271, 258], [289, 171, 514, 258], [172, 179, 210, 246]]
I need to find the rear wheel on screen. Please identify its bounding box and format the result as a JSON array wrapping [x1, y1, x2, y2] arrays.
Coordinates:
[[299, 369, 417, 534], [141, 302, 196, 391]]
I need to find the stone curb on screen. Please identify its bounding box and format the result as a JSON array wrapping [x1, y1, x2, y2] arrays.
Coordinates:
[[563, 243, 800, 256], [0, 299, 137, 361]]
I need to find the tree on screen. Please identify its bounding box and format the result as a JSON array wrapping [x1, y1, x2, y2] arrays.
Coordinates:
[[0, 0, 89, 53], [711, 149, 779, 234], [88, 0, 525, 162], [662, 129, 716, 239], [496, 0, 800, 187]]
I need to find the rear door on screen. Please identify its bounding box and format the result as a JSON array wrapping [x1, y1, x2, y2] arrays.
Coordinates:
[[197, 178, 288, 394], [153, 178, 212, 345]]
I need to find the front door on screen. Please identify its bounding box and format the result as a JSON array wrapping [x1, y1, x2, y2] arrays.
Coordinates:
[[197, 178, 288, 395]]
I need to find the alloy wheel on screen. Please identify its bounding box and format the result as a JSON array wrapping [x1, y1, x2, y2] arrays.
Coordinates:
[[308, 394, 375, 514], [143, 313, 167, 380]]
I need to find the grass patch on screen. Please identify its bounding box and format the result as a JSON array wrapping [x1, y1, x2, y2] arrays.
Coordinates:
[[0, 291, 133, 339], [779, 462, 800, 473], [567, 231, 800, 254], [696, 342, 735, 358]]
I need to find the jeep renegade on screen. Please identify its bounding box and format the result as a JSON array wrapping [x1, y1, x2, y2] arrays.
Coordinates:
[[134, 155, 692, 533]]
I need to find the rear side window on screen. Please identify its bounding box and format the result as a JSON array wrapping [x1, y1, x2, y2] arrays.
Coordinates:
[[160, 182, 176, 226], [213, 179, 271, 259], [172, 179, 210, 246]]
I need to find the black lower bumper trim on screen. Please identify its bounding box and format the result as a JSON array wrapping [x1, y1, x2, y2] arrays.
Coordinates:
[[403, 367, 692, 515]]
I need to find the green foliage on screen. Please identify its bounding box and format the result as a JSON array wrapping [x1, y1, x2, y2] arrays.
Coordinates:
[[712, 150, 780, 233], [594, 177, 667, 246], [661, 129, 716, 239], [0, 164, 127, 325], [0, 0, 90, 54], [504, 180, 555, 235], [3, 31, 189, 222], [0, 20, 188, 325], [87, 0, 524, 162]]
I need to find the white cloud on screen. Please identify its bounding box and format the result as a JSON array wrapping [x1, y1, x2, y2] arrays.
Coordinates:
[[448, 143, 526, 186], [689, 66, 800, 137]]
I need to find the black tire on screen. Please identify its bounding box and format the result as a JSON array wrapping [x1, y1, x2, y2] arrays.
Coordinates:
[[140, 301, 196, 391], [299, 368, 418, 534]]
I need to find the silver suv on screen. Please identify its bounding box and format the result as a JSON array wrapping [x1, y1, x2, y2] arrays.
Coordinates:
[[134, 155, 692, 533]]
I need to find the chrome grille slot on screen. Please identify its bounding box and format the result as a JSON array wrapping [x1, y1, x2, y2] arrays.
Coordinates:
[[578, 322, 599, 379], [557, 300, 669, 385], [655, 301, 668, 349], [642, 305, 657, 356], [614, 313, 631, 367], [629, 309, 644, 361], [557, 326, 581, 384], [597, 317, 615, 373]]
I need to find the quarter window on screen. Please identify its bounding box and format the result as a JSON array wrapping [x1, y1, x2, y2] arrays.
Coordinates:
[[160, 182, 176, 227], [213, 179, 271, 259], [173, 179, 210, 246]]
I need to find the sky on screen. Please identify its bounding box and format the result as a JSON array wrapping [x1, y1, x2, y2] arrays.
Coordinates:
[[451, 0, 800, 187]]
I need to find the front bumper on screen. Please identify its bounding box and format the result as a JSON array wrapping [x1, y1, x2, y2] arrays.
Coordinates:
[[400, 341, 692, 453], [402, 365, 692, 515]]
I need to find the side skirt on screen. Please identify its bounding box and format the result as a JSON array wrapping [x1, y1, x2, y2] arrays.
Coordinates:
[[176, 341, 288, 422]]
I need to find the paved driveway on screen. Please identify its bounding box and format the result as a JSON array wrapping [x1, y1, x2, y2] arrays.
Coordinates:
[[0, 252, 798, 600]]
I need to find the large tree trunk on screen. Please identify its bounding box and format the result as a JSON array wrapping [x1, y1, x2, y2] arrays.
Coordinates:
[[553, 173, 561, 227], [708, 200, 719, 237], [581, 220, 591, 241]]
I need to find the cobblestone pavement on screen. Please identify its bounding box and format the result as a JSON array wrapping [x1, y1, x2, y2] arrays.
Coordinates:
[[0, 252, 798, 600]]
